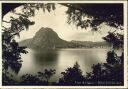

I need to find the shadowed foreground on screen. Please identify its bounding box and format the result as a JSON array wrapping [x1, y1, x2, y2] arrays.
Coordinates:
[[3, 50, 124, 86]]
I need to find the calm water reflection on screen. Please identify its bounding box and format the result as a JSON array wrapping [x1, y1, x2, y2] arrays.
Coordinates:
[[18, 48, 110, 81]]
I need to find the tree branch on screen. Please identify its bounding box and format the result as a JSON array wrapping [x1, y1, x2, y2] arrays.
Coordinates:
[[12, 12, 28, 18], [2, 20, 11, 23], [2, 3, 24, 18]]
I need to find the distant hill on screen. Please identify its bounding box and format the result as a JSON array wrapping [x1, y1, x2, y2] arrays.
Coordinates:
[[19, 27, 111, 49], [19, 38, 32, 48], [69, 40, 110, 48]]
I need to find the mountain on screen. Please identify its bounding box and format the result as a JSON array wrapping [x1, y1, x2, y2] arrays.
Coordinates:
[[19, 27, 68, 49], [19, 27, 110, 49], [69, 40, 110, 48]]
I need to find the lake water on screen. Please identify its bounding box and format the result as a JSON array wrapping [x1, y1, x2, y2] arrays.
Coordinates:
[[17, 48, 113, 82]]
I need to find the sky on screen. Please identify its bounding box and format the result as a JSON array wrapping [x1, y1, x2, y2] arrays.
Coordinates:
[[3, 4, 119, 42]]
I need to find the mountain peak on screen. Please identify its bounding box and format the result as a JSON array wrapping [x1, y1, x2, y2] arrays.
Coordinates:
[[27, 27, 68, 49], [38, 27, 54, 32], [35, 27, 58, 36]]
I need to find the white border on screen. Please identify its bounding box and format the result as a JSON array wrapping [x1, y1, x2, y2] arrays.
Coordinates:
[[123, 1, 128, 88], [0, 0, 127, 88], [0, 1, 2, 88]]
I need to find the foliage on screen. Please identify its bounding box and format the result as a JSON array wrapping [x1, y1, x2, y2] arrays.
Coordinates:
[[103, 32, 123, 48], [3, 3, 123, 29], [17, 69, 55, 85], [2, 69, 56, 85], [58, 62, 86, 85], [85, 50, 124, 85], [38, 69, 56, 82], [2, 15, 34, 85], [2, 3, 56, 17], [20, 74, 47, 85], [2, 16, 33, 73], [64, 3, 123, 29], [2, 71, 17, 85], [22, 3, 55, 17]]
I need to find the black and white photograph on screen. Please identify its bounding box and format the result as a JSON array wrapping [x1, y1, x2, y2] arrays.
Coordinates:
[[2, 1, 127, 87]]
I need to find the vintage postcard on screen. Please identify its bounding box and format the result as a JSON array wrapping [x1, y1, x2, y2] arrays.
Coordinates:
[[1, 0, 127, 88]]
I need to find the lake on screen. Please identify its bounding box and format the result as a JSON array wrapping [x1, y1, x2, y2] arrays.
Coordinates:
[[18, 48, 116, 82]]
